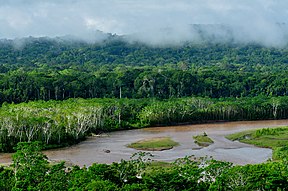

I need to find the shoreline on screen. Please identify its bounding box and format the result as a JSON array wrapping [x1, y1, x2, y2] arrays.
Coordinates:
[[1, 119, 288, 166]]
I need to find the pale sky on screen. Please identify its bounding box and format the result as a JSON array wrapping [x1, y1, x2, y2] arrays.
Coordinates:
[[1, 0, 288, 46]]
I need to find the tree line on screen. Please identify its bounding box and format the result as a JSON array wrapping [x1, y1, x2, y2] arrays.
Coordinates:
[[1, 96, 288, 152], [1, 37, 288, 104]]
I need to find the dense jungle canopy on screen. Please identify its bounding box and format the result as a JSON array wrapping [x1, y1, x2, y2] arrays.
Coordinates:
[[1, 36, 288, 104]]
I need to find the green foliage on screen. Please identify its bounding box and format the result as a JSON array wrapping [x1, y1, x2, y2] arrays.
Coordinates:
[[37, 162, 68, 191], [193, 133, 214, 147], [2, 38, 288, 104], [0, 144, 287, 190], [12, 142, 49, 190], [225, 130, 254, 141], [227, 126, 288, 148], [84, 180, 117, 191], [273, 146, 288, 161], [227, 127, 288, 161], [1, 37, 288, 152], [0, 166, 14, 191], [10, 142, 68, 191], [0, 96, 288, 152], [107, 152, 153, 186], [255, 127, 285, 137], [211, 162, 288, 190], [142, 167, 185, 190], [2, 37, 288, 190]]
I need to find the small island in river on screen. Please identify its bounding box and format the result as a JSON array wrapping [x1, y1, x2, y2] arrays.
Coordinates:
[[127, 137, 179, 151]]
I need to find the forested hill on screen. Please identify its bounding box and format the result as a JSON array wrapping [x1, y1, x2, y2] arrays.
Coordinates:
[[1, 36, 288, 104]]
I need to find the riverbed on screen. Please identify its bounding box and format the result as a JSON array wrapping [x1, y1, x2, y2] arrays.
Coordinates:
[[1, 119, 288, 166]]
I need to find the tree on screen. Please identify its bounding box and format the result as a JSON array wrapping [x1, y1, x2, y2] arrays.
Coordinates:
[[12, 142, 48, 190]]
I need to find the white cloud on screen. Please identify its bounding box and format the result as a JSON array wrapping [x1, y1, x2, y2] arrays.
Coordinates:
[[84, 17, 123, 34], [0, 0, 288, 46]]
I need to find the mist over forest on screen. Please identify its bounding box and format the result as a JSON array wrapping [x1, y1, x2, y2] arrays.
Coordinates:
[[1, 0, 288, 47], [1, 1, 288, 190]]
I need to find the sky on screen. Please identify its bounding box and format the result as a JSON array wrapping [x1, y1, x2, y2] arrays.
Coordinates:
[[1, 0, 288, 46]]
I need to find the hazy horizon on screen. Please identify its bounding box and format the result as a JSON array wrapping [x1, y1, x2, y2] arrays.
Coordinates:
[[1, 0, 288, 46]]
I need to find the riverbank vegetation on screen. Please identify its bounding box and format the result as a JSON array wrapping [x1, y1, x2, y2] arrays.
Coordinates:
[[226, 126, 288, 160], [1, 37, 288, 151], [127, 137, 179, 151], [1, 96, 288, 152], [193, 132, 214, 147], [1, 35, 288, 190], [0, 142, 287, 190]]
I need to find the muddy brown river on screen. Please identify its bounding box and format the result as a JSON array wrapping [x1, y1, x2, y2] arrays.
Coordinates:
[[1, 120, 288, 166]]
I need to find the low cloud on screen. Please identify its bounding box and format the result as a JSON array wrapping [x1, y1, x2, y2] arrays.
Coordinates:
[[1, 0, 288, 46]]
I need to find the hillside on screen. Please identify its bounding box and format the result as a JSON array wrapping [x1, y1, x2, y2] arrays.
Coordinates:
[[1, 36, 288, 104]]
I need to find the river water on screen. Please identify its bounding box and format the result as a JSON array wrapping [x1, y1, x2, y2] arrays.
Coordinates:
[[1, 120, 288, 166]]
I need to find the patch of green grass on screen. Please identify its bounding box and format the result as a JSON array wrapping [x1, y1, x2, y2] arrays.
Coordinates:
[[127, 137, 179, 151], [193, 132, 214, 147], [226, 127, 288, 148], [226, 126, 288, 160], [225, 130, 254, 141]]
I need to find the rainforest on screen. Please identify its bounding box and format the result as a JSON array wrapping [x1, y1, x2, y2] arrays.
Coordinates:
[[0, 36, 288, 190]]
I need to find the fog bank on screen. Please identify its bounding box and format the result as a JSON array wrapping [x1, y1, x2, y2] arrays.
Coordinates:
[[1, 0, 288, 46]]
